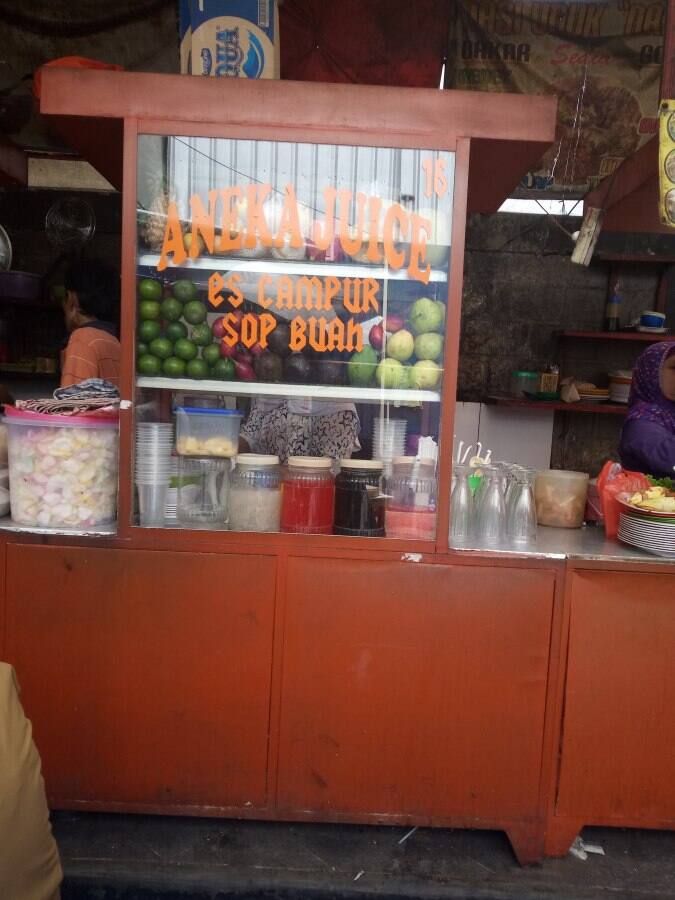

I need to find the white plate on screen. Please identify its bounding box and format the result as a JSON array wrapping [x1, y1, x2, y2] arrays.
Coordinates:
[[619, 532, 675, 549], [637, 326, 667, 334]]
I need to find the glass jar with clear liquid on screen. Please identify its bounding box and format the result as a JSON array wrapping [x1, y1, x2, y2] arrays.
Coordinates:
[[177, 456, 230, 529]]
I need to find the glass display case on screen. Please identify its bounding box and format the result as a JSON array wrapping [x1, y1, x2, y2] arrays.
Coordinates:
[[134, 132, 454, 539]]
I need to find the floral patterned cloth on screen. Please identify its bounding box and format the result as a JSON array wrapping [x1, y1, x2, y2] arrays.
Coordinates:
[[240, 400, 360, 463]]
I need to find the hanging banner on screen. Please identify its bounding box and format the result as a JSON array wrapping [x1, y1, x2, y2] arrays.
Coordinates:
[[447, 2, 665, 194], [659, 100, 675, 227]]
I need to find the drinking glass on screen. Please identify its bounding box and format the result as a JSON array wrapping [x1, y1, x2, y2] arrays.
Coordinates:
[[506, 468, 538, 543], [449, 464, 474, 544], [475, 466, 506, 544]]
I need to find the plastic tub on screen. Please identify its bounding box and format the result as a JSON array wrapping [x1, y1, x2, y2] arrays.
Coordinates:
[[509, 371, 539, 398], [534, 469, 589, 528], [3, 408, 119, 528], [175, 406, 242, 457]]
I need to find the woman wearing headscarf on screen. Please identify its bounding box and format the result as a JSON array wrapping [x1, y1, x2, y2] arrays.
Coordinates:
[[619, 342, 675, 478]]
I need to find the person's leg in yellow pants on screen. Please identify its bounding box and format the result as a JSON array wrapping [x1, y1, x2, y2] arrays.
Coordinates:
[[0, 663, 62, 900]]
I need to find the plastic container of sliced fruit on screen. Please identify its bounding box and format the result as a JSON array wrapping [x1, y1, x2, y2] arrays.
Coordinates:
[[175, 407, 243, 457], [2, 407, 119, 528]]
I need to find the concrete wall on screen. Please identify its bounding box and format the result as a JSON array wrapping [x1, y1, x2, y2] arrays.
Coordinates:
[[460, 212, 661, 475]]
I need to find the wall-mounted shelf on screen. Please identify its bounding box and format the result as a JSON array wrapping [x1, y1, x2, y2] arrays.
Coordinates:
[[137, 252, 448, 283], [559, 331, 670, 343], [486, 395, 627, 416], [138, 376, 441, 404]]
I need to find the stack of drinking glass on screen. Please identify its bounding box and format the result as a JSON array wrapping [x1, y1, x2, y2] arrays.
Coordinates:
[[135, 423, 174, 527], [449, 461, 538, 546]]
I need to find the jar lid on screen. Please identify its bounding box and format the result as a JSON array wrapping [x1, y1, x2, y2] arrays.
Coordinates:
[[287, 456, 332, 469], [340, 458, 384, 470], [393, 455, 435, 468], [511, 370, 538, 378], [236, 453, 280, 466]]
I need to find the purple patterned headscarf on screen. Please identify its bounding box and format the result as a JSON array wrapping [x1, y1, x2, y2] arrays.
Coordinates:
[[625, 341, 675, 431]]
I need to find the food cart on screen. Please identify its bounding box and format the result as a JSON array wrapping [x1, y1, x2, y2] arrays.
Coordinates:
[[0, 68, 673, 865]]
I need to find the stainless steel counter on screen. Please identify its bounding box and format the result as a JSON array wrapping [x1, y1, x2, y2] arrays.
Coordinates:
[[451, 525, 672, 564]]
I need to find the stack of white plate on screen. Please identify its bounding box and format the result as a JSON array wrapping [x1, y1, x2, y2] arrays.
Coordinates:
[[618, 512, 675, 559]]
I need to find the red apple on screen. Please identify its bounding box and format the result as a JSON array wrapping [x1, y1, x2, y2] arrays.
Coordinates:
[[234, 359, 256, 381], [234, 346, 253, 364], [385, 313, 405, 333], [249, 342, 265, 357], [212, 316, 226, 339], [369, 322, 385, 351], [219, 340, 236, 358]]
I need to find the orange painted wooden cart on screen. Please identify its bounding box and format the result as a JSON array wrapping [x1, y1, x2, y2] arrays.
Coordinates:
[[0, 70, 672, 865]]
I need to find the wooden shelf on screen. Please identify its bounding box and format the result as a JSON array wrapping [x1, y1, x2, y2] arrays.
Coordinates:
[[559, 331, 670, 342], [486, 395, 627, 415]]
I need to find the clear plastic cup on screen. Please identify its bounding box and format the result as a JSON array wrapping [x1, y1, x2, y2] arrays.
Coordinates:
[[136, 482, 169, 527]]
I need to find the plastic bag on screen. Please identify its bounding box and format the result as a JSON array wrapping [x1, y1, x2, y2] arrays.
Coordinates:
[[597, 460, 651, 539]]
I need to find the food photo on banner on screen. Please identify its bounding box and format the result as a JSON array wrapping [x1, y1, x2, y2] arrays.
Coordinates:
[[446, 1, 665, 194]]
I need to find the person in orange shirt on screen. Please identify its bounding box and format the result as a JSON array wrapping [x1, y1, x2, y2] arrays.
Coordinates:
[[61, 260, 121, 388]]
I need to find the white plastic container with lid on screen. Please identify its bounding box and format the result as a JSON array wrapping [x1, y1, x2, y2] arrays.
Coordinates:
[[229, 453, 281, 532], [535, 469, 589, 529], [175, 406, 243, 457], [3, 408, 119, 528]]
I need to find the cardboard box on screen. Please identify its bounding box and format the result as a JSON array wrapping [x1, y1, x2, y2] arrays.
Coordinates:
[[180, 1, 279, 79]]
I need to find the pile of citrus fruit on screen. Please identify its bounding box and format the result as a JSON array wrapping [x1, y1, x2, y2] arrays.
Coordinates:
[[136, 277, 235, 381]]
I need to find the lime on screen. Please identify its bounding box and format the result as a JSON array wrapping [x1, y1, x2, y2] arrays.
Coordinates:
[[138, 278, 163, 302], [137, 354, 162, 376], [174, 338, 198, 361], [211, 357, 235, 381], [172, 278, 198, 303], [202, 343, 221, 366], [160, 296, 183, 322], [139, 299, 161, 321], [183, 300, 207, 325], [186, 358, 209, 380], [191, 322, 212, 346], [162, 356, 186, 378], [137, 342, 149, 357], [138, 319, 161, 342], [166, 321, 188, 342], [149, 336, 173, 360]]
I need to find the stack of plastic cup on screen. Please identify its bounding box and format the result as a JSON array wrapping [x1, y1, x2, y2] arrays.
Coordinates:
[[373, 417, 407, 475], [135, 422, 174, 527]]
